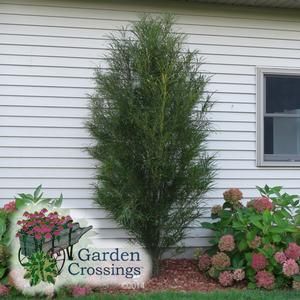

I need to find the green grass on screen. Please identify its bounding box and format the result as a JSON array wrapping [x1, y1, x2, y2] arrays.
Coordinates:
[[74, 290, 300, 300], [4, 290, 300, 300]]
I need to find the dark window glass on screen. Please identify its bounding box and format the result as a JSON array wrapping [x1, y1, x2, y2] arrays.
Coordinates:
[[266, 75, 300, 114], [264, 74, 300, 161]]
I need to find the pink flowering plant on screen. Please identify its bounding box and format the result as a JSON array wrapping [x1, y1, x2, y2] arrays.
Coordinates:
[[0, 200, 16, 282], [16, 209, 73, 243], [200, 185, 300, 289], [0, 186, 64, 295]]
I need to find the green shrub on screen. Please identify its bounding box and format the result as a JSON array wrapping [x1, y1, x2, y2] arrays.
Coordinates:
[[87, 14, 214, 275], [201, 185, 300, 289]]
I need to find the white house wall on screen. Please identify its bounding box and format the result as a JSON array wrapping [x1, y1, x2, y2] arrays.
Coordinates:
[[1, 0, 300, 255]]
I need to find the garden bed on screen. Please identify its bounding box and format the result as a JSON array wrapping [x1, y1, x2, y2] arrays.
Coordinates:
[[96, 259, 244, 294]]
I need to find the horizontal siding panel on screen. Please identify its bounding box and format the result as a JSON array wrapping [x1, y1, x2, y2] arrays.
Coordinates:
[[0, 147, 90, 157], [3, 167, 300, 180], [0, 178, 95, 188], [2, 43, 300, 60], [1, 22, 300, 50], [0, 140, 255, 151], [1, 53, 300, 69], [0, 127, 90, 138], [0, 137, 92, 148], [0, 156, 256, 169], [0, 92, 256, 105], [4, 165, 300, 180], [0, 116, 86, 127], [0, 131, 255, 143], [0, 157, 95, 168], [3, 177, 300, 190], [0, 63, 257, 78], [0, 188, 95, 199], [212, 151, 255, 160], [0, 73, 256, 86], [0, 96, 89, 108], [0, 168, 95, 178]]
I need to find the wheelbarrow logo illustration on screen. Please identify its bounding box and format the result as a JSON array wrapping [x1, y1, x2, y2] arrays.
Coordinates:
[[16, 209, 93, 277]]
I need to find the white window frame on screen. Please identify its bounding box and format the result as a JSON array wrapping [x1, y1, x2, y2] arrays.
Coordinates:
[[257, 67, 300, 167]]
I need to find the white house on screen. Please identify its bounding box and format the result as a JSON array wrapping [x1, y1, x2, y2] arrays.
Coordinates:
[[1, 0, 300, 256]]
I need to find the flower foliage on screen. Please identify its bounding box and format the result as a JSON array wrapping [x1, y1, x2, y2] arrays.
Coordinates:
[[23, 251, 57, 286], [201, 185, 300, 289], [16, 209, 73, 241]]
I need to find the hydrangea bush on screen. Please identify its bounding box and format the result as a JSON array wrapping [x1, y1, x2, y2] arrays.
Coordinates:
[[201, 185, 300, 289]]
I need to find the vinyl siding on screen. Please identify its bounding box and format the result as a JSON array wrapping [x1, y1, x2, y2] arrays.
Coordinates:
[[1, 0, 300, 255]]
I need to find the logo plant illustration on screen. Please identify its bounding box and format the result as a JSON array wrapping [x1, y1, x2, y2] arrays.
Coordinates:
[[16, 209, 73, 242], [16, 207, 92, 286], [23, 251, 58, 286]]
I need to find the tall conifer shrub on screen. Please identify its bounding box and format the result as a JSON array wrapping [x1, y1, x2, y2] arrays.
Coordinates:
[[87, 15, 214, 276]]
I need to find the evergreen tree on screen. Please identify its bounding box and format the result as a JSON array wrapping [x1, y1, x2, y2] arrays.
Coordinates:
[[87, 15, 215, 276]]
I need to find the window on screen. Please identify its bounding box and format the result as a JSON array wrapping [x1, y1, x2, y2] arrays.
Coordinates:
[[257, 68, 300, 166]]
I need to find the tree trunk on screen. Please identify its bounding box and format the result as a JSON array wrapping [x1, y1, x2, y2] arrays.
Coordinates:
[[150, 251, 161, 277]]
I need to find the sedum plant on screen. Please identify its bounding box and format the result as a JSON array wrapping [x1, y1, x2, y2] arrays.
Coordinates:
[[201, 185, 300, 289], [87, 14, 214, 275]]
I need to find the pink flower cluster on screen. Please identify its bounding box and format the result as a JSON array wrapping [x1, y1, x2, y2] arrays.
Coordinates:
[[274, 244, 300, 278], [218, 269, 245, 286], [16, 209, 73, 241], [0, 284, 9, 296], [249, 236, 262, 249], [211, 205, 222, 216], [2, 200, 16, 213], [251, 253, 267, 271], [223, 188, 243, 205], [274, 251, 287, 264], [255, 270, 275, 289], [233, 269, 245, 281], [252, 197, 273, 212], [219, 271, 233, 287], [282, 259, 299, 277], [218, 235, 235, 252], [211, 252, 231, 270], [285, 242, 300, 260], [71, 285, 92, 297], [198, 254, 211, 271]]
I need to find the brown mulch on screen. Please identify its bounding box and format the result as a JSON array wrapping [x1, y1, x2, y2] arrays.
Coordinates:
[[144, 259, 221, 292], [97, 259, 244, 294]]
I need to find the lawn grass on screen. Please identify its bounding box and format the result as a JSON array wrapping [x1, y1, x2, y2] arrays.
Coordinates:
[[73, 290, 300, 300], [4, 290, 300, 300]]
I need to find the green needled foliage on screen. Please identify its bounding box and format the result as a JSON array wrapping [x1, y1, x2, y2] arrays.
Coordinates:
[[87, 15, 215, 276]]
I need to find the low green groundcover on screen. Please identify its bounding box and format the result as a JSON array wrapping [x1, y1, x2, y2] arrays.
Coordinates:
[[3, 290, 300, 300]]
